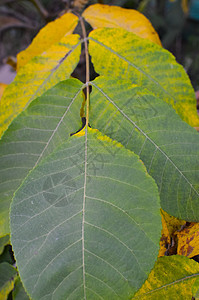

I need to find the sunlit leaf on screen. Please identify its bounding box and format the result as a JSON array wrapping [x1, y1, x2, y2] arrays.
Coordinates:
[[10, 127, 161, 299], [17, 12, 79, 70], [83, 4, 161, 45], [0, 33, 81, 138], [0, 83, 7, 100], [133, 255, 199, 299], [0, 79, 83, 236], [89, 76, 199, 221], [89, 27, 198, 127], [193, 278, 199, 300]]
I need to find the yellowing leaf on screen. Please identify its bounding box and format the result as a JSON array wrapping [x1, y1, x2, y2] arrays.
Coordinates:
[[0, 34, 81, 138], [83, 4, 161, 46], [0, 263, 17, 300], [159, 209, 185, 257], [89, 28, 199, 127], [176, 223, 199, 258], [0, 83, 7, 100], [133, 255, 199, 299], [17, 12, 78, 71], [182, 0, 189, 14]]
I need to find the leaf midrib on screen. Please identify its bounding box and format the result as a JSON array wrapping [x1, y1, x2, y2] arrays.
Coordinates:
[[25, 39, 82, 108], [88, 37, 175, 104], [90, 82, 199, 213], [133, 272, 199, 298], [33, 86, 82, 168]]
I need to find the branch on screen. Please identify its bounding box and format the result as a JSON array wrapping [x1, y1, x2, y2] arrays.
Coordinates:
[[27, 0, 49, 19], [79, 16, 90, 127]]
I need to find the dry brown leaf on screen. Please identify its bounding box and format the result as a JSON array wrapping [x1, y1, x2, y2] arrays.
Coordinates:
[[176, 223, 199, 258], [159, 209, 185, 257]]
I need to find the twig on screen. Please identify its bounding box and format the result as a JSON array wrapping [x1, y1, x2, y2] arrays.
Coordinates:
[[0, 7, 37, 25], [27, 0, 49, 19], [79, 15, 90, 127], [0, 0, 20, 5]]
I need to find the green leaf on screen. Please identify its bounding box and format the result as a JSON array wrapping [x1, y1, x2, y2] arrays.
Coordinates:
[[10, 128, 161, 299], [88, 28, 198, 127], [89, 76, 199, 221], [133, 256, 199, 299], [0, 262, 17, 300], [0, 33, 81, 138], [0, 235, 9, 255], [0, 78, 83, 237], [193, 278, 199, 299], [12, 277, 29, 300]]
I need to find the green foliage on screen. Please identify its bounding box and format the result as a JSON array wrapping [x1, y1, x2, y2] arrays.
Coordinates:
[[0, 79, 83, 236], [89, 75, 199, 221], [0, 3, 199, 300], [0, 262, 17, 299], [10, 128, 161, 299]]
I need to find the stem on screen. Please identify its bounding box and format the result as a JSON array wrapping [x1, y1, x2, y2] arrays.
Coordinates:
[[28, 0, 49, 19], [79, 16, 90, 127]]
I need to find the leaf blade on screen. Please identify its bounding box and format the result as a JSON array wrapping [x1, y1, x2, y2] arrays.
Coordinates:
[[0, 78, 83, 236], [133, 256, 199, 299], [17, 12, 79, 70], [10, 128, 161, 299], [88, 28, 198, 127], [89, 76, 199, 221], [83, 4, 161, 45], [0, 34, 81, 138], [0, 262, 17, 300]]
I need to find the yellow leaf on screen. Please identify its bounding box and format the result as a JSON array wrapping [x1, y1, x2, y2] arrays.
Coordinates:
[[0, 34, 81, 138], [83, 4, 161, 46], [159, 209, 185, 257], [182, 0, 189, 14], [0, 83, 7, 100], [176, 223, 199, 258], [17, 12, 78, 71], [133, 255, 199, 299]]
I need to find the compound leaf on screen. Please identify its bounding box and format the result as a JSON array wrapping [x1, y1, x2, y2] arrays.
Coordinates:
[[88, 28, 198, 127], [0, 79, 83, 237], [10, 128, 161, 299], [83, 4, 161, 45], [89, 76, 199, 221]]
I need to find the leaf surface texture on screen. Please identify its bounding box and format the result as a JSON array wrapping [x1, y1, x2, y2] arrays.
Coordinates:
[[89, 28, 198, 127], [10, 128, 161, 299], [17, 12, 78, 70], [0, 33, 81, 137], [0, 79, 83, 236], [89, 76, 199, 221], [133, 255, 199, 299], [83, 4, 161, 45]]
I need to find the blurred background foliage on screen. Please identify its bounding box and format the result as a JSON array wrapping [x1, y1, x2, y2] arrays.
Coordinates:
[[0, 0, 199, 90]]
